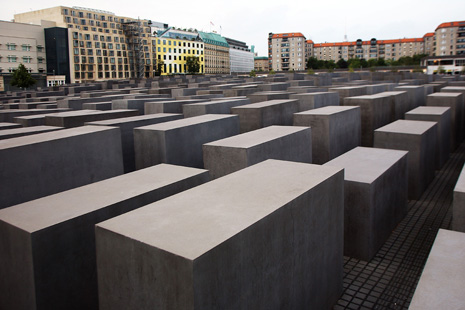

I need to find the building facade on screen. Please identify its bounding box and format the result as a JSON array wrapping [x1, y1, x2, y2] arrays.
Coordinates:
[[155, 28, 204, 75], [435, 21, 465, 56], [254, 56, 269, 71], [15, 6, 158, 83], [0, 20, 47, 75], [225, 37, 254, 73], [198, 31, 229, 74], [268, 32, 306, 71]]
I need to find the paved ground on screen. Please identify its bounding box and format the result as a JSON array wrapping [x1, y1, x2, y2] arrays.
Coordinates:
[[334, 142, 465, 310]]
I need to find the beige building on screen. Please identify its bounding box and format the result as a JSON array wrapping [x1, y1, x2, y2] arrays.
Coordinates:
[[0, 20, 47, 75], [268, 32, 306, 71], [15, 6, 157, 83], [423, 32, 435, 56], [435, 21, 465, 56], [198, 31, 229, 74], [254, 56, 269, 71]]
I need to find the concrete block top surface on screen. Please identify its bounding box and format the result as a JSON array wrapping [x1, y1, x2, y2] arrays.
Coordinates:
[[325, 146, 407, 183], [187, 98, 248, 106], [441, 86, 465, 91], [409, 229, 465, 310], [375, 120, 437, 135], [428, 92, 463, 98], [405, 106, 451, 116], [137, 114, 237, 131], [85, 113, 181, 125], [295, 105, 359, 115], [454, 164, 465, 193], [233, 99, 298, 109], [97, 159, 342, 260], [394, 85, 424, 89], [0, 125, 116, 150], [0, 164, 207, 233], [329, 86, 366, 90], [204, 125, 309, 148]]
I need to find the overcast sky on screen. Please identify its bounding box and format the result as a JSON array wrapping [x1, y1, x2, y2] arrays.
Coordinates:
[[2, 0, 465, 56]]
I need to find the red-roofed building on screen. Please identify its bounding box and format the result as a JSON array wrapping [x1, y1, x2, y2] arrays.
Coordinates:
[[434, 21, 465, 56], [268, 32, 306, 71]]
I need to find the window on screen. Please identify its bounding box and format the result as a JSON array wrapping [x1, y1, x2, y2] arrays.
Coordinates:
[[7, 56, 17, 63], [7, 43, 16, 50], [23, 56, 32, 63], [22, 44, 31, 51]]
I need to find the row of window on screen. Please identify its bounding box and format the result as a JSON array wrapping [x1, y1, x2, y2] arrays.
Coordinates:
[[4, 56, 43, 63], [157, 39, 203, 49], [5, 44, 44, 52]]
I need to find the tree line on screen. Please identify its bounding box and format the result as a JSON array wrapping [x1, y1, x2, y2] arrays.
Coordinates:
[[306, 54, 428, 70]]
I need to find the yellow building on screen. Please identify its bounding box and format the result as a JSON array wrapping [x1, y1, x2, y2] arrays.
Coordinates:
[[155, 28, 204, 75]]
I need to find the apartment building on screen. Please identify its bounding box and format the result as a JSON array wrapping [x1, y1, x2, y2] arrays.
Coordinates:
[[14, 6, 157, 83], [423, 32, 435, 56], [198, 31, 229, 74], [254, 56, 269, 71], [268, 32, 306, 71], [435, 21, 465, 56], [155, 28, 204, 75], [225, 37, 254, 73], [0, 20, 47, 75]]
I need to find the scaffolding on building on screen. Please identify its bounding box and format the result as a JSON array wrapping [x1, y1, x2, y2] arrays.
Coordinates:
[[122, 19, 145, 79]]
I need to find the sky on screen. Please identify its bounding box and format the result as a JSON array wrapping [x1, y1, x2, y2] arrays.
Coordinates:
[[2, 0, 465, 57]]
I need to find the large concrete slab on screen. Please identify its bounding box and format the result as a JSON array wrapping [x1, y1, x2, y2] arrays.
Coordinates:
[[0, 164, 209, 310], [135, 114, 239, 169], [203, 125, 312, 179], [426, 92, 464, 148], [0, 108, 68, 123], [394, 85, 426, 110], [182, 98, 250, 118], [0, 122, 21, 130], [409, 229, 465, 310], [374, 120, 437, 200], [0, 126, 123, 209], [96, 159, 344, 310], [144, 99, 202, 114], [290, 92, 339, 112], [294, 106, 361, 164], [0, 125, 63, 140], [45, 109, 139, 128], [453, 164, 465, 232], [231, 99, 300, 133], [377, 91, 409, 121], [247, 91, 293, 103], [325, 147, 408, 261], [112, 98, 171, 115], [328, 86, 367, 105], [343, 94, 392, 147], [405, 106, 451, 168], [87, 113, 183, 172]]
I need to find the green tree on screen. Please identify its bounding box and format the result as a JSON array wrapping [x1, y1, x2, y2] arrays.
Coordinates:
[[306, 57, 320, 70], [10, 63, 36, 89], [336, 58, 348, 69], [155, 59, 164, 76], [348, 58, 361, 70], [360, 58, 368, 68], [367, 59, 378, 67], [186, 56, 201, 74], [249, 70, 256, 77], [376, 58, 387, 66]]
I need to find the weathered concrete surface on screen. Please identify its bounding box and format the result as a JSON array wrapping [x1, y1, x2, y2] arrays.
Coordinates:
[[86, 113, 183, 172], [325, 147, 408, 261], [343, 94, 392, 147], [409, 229, 465, 310], [374, 120, 437, 200], [247, 91, 293, 103], [377, 91, 409, 121], [231, 99, 300, 133], [0, 164, 209, 310], [0, 125, 63, 140], [0, 108, 68, 123], [405, 106, 451, 168], [203, 126, 312, 179], [426, 92, 464, 149], [0, 126, 123, 209], [112, 98, 171, 115], [144, 99, 202, 114], [290, 92, 339, 112], [0, 122, 21, 130], [82, 102, 112, 110], [328, 86, 367, 105], [45, 109, 139, 128], [394, 85, 426, 109], [294, 106, 361, 164], [96, 159, 344, 310], [453, 164, 465, 232], [135, 114, 239, 169], [182, 98, 250, 118]]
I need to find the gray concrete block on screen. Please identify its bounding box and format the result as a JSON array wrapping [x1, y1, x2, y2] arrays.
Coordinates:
[[247, 91, 293, 103], [0, 125, 63, 140], [82, 102, 112, 110], [324, 147, 408, 261], [258, 82, 290, 91], [0, 126, 123, 209], [394, 85, 426, 110], [374, 120, 437, 200], [290, 92, 339, 112], [378, 91, 409, 121], [0, 122, 21, 130], [112, 98, 171, 115], [13, 110, 89, 127], [203, 126, 312, 179], [405, 106, 451, 168], [453, 165, 465, 232], [45, 109, 139, 128], [87, 113, 183, 173], [0, 108, 68, 123], [144, 99, 202, 114], [0, 164, 209, 310], [409, 229, 465, 310], [328, 86, 367, 105], [95, 159, 344, 310], [426, 92, 464, 149], [182, 98, 250, 118], [294, 106, 361, 164], [343, 95, 392, 147], [135, 114, 240, 169]]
